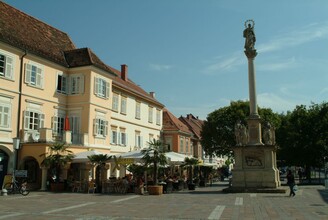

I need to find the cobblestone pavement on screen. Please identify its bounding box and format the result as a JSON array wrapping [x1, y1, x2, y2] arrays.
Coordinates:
[[0, 182, 327, 220]]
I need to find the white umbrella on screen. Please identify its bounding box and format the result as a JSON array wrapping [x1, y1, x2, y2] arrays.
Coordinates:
[[71, 150, 105, 163], [165, 151, 192, 164], [115, 150, 191, 164]]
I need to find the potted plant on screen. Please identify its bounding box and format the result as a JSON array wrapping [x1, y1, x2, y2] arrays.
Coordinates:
[[182, 157, 199, 190], [87, 154, 112, 193], [40, 142, 74, 192], [141, 139, 167, 195], [127, 163, 146, 194]]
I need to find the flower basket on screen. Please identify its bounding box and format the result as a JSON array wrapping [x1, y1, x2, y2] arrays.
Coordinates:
[[147, 185, 163, 195]]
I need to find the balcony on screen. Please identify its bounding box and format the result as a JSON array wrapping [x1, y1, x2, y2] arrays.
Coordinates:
[[21, 129, 85, 145]]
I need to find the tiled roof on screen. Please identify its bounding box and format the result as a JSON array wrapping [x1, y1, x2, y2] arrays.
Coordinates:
[[179, 114, 204, 139], [0, 1, 75, 65], [109, 66, 164, 107], [163, 109, 192, 135], [1, 2, 164, 107], [64, 48, 116, 75]]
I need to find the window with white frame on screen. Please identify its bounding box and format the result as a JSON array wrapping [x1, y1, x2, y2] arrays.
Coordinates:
[[0, 51, 14, 79], [148, 106, 153, 123], [94, 77, 110, 98], [112, 93, 119, 112], [52, 115, 65, 136], [24, 110, 44, 131], [70, 74, 84, 94], [156, 109, 161, 125], [135, 101, 141, 119], [110, 128, 118, 144], [56, 72, 67, 94], [25, 62, 44, 88], [135, 132, 142, 148], [120, 129, 127, 146], [120, 96, 127, 114], [93, 118, 108, 137], [0, 103, 11, 128]]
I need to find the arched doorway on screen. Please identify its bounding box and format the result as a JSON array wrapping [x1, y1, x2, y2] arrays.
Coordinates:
[[0, 149, 9, 188], [20, 157, 40, 190]]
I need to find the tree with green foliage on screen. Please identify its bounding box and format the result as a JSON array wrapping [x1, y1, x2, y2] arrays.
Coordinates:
[[276, 102, 328, 178], [182, 157, 199, 183], [40, 142, 74, 183], [201, 100, 281, 158], [87, 154, 112, 190], [141, 139, 167, 185]]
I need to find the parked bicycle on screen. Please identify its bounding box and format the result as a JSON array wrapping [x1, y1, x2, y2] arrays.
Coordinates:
[[4, 178, 29, 196]]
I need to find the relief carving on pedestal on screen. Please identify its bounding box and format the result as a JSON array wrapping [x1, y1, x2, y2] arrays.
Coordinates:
[[245, 156, 262, 166]]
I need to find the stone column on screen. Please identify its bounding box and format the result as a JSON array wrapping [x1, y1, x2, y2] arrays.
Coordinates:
[[40, 165, 48, 191], [245, 49, 263, 145], [60, 162, 71, 181]]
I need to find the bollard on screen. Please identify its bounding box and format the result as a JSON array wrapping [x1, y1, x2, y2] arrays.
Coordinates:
[[325, 179, 328, 189], [1, 189, 8, 196]]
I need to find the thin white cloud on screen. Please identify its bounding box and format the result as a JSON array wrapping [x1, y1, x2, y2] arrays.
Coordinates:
[[202, 52, 244, 75], [258, 22, 328, 53], [202, 22, 328, 75], [257, 57, 297, 71], [149, 63, 172, 71], [258, 93, 297, 113]]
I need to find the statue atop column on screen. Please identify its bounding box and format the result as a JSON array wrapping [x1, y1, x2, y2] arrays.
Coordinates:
[[243, 19, 256, 51]]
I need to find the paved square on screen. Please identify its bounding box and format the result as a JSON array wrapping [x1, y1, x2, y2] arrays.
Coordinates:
[[0, 183, 327, 219]]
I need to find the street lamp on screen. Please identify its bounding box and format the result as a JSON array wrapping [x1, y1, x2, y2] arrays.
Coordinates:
[[13, 137, 20, 173]]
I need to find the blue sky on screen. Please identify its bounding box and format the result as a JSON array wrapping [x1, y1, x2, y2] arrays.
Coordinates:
[[6, 0, 328, 119]]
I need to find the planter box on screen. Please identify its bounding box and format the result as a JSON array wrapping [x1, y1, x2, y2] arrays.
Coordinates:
[[147, 185, 163, 195]]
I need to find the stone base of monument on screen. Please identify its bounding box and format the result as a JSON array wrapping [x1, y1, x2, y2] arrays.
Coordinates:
[[226, 144, 286, 193], [222, 186, 287, 193]]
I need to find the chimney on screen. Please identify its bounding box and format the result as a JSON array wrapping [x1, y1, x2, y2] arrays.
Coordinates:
[[121, 64, 128, 81], [149, 92, 155, 98]]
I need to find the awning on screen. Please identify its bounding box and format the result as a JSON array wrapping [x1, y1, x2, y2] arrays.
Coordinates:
[[71, 150, 105, 163], [114, 150, 193, 164]]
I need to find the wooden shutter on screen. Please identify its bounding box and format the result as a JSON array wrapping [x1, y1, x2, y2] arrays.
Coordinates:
[[25, 64, 32, 84], [6, 56, 13, 79], [94, 77, 99, 96], [24, 110, 30, 130], [106, 81, 110, 98]]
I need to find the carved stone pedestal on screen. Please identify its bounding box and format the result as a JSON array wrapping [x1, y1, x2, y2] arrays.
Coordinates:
[[225, 145, 284, 193]]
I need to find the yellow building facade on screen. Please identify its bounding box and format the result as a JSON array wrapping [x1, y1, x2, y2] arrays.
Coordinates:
[[0, 2, 164, 190]]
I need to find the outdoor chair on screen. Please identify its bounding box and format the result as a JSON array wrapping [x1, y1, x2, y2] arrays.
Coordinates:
[[88, 181, 97, 193], [166, 181, 173, 193], [72, 181, 81, 192]]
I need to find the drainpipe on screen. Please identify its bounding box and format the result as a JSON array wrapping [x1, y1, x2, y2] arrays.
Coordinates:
[[15, 50, 27, 170]]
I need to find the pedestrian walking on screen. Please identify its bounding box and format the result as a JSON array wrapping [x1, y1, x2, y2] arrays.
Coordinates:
[[287, 170, 296, 197]]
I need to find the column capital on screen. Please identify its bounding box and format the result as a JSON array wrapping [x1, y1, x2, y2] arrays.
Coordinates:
[[244, 49, 257, 59]]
